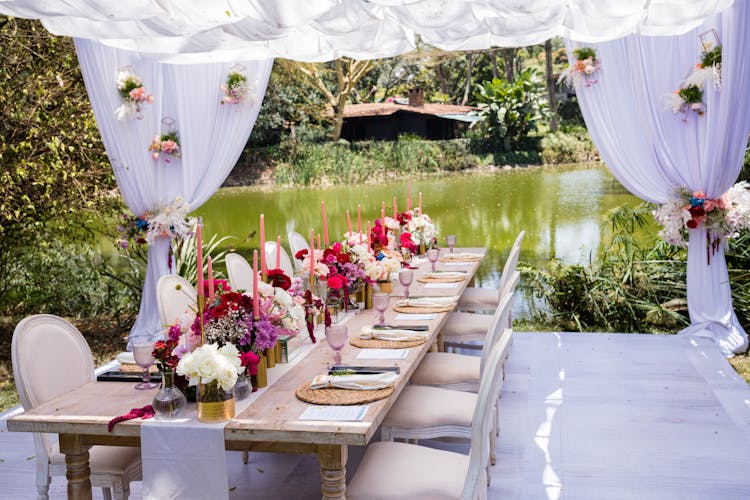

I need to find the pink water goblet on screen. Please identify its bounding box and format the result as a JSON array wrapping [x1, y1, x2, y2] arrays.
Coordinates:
[[372, 292, 390, 324], [325, 324, 348, 365], [132, 342, 159, 390], [446, 234, 456, 254], [398, 268, 414, 299], [427, 248, 439, 272]]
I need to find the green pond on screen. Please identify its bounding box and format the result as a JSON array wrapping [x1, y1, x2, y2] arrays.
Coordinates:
[[195, 165, 647, 304]]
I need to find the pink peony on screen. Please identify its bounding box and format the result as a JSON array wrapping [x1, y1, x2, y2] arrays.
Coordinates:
[[161, 140, 178, 154], [129, 87, 146, 100]]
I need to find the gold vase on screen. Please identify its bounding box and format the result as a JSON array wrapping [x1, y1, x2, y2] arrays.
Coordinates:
[[418, 243, 426, 255], [252, 354, 268, 389], [364, 282, 373, 309], [274, 342, 282, 364], [376, 280, 393, 294], [265, 347, 276, 368], [197, 381, 235, 423]]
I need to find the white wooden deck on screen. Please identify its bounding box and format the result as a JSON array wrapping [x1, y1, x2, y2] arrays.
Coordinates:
[[2, 331, 750, 499]]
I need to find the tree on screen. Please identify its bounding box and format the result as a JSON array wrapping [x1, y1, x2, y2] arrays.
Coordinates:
[[472, 68, 551, 150], [279, 58, 375, 141], [0, 17, 118, 294], [544, 39, 559, 132]]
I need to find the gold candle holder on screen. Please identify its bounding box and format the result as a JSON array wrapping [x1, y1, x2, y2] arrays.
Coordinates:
[[364, 282, 373, 309], [274, 342, 282, 363], [265, 347, 276, 368], [252, 354, 268, 388]]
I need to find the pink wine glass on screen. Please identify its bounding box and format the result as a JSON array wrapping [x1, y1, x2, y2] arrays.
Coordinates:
[[372, 292, 390, 324], [398, 268, 414, 299], [427, 248, 439, 272], [445, 234, 456, 254], [132, 342, 158, 390], [325, 324, 348, 365]]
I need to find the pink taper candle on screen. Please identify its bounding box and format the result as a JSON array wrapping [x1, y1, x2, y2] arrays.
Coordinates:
[[196, 221, 204, 299], [393, 196, 398, 218], [276, 235, 281, 268], [207, 256, 215, 303], [317, 233, 321, 250], [346, 210, 353, 236], [321, 201, 329, 246], [419, 192, 423, 212], [309, 228, 315, 276], [357, 204, 362, 234], [367, 220, 371, 249], [259, 214, 267, 277], [252, 250, 259, 317], [407, 182, 412, 211], [380, 202, 386, 237]]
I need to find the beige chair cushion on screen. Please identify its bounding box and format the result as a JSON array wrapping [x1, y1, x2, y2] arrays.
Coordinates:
[[50, 443, 141, 476], [457, 287, 499, 311], [411, 352, 480, 387], [383, 385, 477, 429], [442, 312, 493, 339], [347, 441, 468, 500]]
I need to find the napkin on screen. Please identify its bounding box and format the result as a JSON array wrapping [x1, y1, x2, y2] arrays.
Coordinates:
[[397, 296, 459, 308], [425, 271, 466, 279], [310, 371, 399, 390], [116, 351, 136, 365], [441, 252, 484, 260], [108, 405, 155, 432], [360, 326, 428, 342]]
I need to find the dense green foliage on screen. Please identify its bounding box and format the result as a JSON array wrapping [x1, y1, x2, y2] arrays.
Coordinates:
[[472, 69, 551, 151], [0, 18, 118, 298]]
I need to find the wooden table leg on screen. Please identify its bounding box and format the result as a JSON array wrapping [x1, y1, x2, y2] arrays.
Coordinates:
[[317, 444, 348, 500], [59, 434, 93, 500], [437, 331, 445, 352]]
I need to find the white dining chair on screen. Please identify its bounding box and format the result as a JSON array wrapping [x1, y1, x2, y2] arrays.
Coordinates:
[[225, 252, 256, 295], [12, 315, 142, 500], [264, 240, 295, 277], [287, 231, 311, 273], [156, 274, 196, 327], [347, 334, 509, 500], [456, 230, 524, 313], [443, 244, 521, 351]]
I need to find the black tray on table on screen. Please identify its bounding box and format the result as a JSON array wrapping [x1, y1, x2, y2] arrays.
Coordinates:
[[97, 371, 162, 383]]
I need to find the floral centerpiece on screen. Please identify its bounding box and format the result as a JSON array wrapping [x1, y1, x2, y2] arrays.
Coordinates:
[[115, 67, 153, 120], [396, 209, 437, 252], [288, 276, 328, 343], [559, 47, 601, 88], [653, 182, 750, 262], [149, 130, 181, 163], [221, 69, 251, 105]]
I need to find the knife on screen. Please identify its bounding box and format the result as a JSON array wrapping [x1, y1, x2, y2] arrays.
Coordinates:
[[373, 324, 429, 331], [328, 365, 400, 375]]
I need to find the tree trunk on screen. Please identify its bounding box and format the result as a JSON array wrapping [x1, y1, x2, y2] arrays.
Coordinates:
[[491, 50, 498, 79], [461, 53, 477, 106], [544, 39, 559, 132], [503, 49, 516, 81]]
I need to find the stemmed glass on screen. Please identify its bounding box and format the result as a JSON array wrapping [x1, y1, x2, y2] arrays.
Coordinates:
[[372, 292, 390, 324], [427, 248, 440, 273], [325, 324, 348, 365], [132, 342, 159, 390], [398, 269, 414, 299], [445, 234, 457, 254]]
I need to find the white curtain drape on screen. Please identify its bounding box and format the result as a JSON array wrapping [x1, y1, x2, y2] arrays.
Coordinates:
[[1, 1, 734, 62], [74, 39, 272, 348], [568, 0, 750, 355]]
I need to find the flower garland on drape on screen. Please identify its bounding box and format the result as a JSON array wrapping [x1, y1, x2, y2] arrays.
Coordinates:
[[666, 30, 723, 117]]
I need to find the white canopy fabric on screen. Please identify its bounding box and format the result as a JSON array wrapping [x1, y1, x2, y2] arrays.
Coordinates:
[[0, 0, 735, 62], [75, 39, 272, 348], [568, 0, 750, 355]]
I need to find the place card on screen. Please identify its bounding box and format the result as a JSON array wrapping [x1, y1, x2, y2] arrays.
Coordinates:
[[443, 262, 471, 267], [394, 313, 437, 320], [423, 282, 458, 289], [357, 348, 410, 360], [299, 405, 369, 422]]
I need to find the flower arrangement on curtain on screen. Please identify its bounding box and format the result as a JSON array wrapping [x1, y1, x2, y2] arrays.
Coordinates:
[[220, 65, 252, 105], [115, 66, 153, 120], [149, 131, 181, 162], [559, 47, 601, 88], [653, 183, 750, 252], [666, 30, 722, 118], [116, 197, 195, 248]]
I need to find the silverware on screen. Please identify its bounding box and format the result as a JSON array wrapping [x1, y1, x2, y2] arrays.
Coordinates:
[[373, 324, 429, 331]]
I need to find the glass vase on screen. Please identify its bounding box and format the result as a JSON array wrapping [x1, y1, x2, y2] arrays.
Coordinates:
[[152, 370, 187, 420], [234, 374, 251, 401], [197, 380, 235, 423]]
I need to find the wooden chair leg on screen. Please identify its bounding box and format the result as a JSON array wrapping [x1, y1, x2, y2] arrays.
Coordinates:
[[242, 451, 249, 464]]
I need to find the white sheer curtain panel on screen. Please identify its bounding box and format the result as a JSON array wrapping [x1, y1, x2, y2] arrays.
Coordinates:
[[74, 39, 272, 348], [568, 1, 750, 355]]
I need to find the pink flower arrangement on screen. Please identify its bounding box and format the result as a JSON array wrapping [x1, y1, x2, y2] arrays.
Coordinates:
[[559, 47, 600, 89], [221, 70, 250, 105], [115, 67, 153, 120], [149, 131, 181, 163]]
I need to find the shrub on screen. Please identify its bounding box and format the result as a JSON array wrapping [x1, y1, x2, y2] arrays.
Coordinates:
[[541, 131, 599, 164]]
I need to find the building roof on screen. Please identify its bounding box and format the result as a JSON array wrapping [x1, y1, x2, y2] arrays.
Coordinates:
[[342, 102, 476, 119]]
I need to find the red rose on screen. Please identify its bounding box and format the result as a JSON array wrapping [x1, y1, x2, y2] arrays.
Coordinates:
[[689, 206, 705, 217], [686, 219, 698, 229], [327, 274, 346, 289], [337, 253, 351, 264], [267, 268, 292, 290], [294, 249, 308, 260]]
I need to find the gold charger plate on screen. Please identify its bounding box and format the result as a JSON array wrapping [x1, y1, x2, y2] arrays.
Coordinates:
[[393, 304, 454, 314], [295, 383, 394, 406], [350, 337, 426, 349]]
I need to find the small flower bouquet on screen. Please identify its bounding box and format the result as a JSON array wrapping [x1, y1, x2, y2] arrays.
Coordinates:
[[149, 130, 181, 163], [144, 197, 195, 245], [115, 213, 149, 249], [667, 30, 722, 119], [115, 67, 153, 120], [653, 182, 750, 261], [665, 84, 704, 117], [289, 276, 328, 343], [221, 69, 250, 105], [559, 47, 601, 88]]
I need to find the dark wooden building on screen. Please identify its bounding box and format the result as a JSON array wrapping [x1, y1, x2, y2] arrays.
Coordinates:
[[340, 89, 477, 142]]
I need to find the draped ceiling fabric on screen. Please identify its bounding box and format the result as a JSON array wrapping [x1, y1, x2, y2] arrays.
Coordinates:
[[568, 0, 750, 355], [0, 1, 735, 63], [75, 39, 272, 348]]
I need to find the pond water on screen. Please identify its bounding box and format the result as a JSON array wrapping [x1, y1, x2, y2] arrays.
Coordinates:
[[195, 165, 646, 306]]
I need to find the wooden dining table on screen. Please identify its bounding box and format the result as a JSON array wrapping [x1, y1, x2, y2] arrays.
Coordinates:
[[7, 247, 486, 500]]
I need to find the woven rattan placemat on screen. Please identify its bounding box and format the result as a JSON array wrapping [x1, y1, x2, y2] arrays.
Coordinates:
[[417, 275, 465, 283], [393, 304, 454, 314], [295, 383, 394, 405], [439, 256, 482, 262], [349, 337, 426, 349]]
